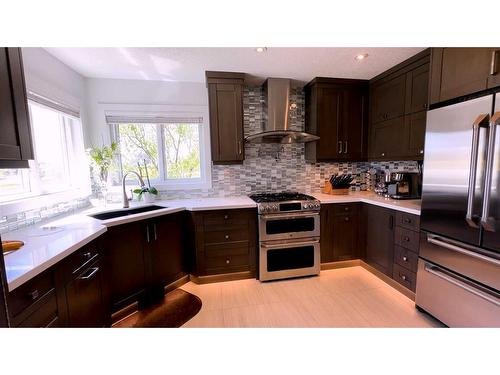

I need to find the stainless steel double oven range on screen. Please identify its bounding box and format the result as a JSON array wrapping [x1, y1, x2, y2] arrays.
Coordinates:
[[249, 192, 321, 281]]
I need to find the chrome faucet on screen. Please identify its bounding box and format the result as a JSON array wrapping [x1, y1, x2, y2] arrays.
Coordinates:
[[122, 171, 146, 208]]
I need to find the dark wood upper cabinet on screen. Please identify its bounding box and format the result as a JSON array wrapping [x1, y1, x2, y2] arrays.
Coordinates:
[[0, 47, 33, 168], [371, 74, 406, 123], [206, 71, 245, 164], [429, 48, 500, 105], [368, 49, 430, 161], [305, 78, 368, 162]]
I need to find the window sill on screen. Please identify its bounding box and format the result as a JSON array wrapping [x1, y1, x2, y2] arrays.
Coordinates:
[[0, 189, 90, 217]]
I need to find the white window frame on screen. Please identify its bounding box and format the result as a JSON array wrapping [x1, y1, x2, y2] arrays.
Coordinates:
[[0, 99, 91, 212], [104, 104, 212, 191]]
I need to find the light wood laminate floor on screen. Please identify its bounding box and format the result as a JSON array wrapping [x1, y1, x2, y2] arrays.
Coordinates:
[[180, 266, 443, 328]]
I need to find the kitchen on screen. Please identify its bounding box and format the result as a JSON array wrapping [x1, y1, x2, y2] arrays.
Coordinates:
[[2, 45, 499, 330], [3, 0, 500, 371]]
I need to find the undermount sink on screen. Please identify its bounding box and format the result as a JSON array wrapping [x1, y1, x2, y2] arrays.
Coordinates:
[[88, 205, 166, 220]]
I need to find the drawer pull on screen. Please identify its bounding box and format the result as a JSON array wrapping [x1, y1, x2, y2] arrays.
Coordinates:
[[344, 206, 349, 211], [403, 256, 408, 262], [404, 236, 410, 242], [224, 215, 228, 220], [28, 290, 39, 300], [226, 258, 230, 264], [403, 218, 411, 224], [381, 152, 385, 157], [401, 275, 407, 281], [83, 252, 92, 259], [77, 267, 99, 281], [345, 217, 350, 222], [225, 235, 230, 240]]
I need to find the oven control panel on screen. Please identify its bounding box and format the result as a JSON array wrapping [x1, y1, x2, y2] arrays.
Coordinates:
[[257, 200, 320, 214]]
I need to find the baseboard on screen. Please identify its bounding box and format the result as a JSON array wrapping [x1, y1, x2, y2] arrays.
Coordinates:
[[190, 271, 256, 284], [360, 260, 416, 301], [164, 274, 190, 294], [321, 259, 360, 270]]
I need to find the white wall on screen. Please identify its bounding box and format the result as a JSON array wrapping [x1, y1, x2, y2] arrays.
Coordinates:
[[85, 78, 208, 147], [21, 48, 89, 143]]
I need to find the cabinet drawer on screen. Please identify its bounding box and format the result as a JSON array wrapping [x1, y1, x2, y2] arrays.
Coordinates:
[[396, 212, 420, 231], [57, 242, 101, 282], [204, 242, 249, 258], [203, 210, 250, 227], [394, 227, 419, 252], [332, 203, 358, 215], [394, 245, 418, 272], [8, 271, 55, 318], [393, 264, 416, 291], [205, 254, 250, 274], [15, 290, 58, 328], [204, 226, 249, 244]]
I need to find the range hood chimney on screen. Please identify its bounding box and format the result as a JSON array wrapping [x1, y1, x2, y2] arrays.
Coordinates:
[[245, 78, 319, 144]]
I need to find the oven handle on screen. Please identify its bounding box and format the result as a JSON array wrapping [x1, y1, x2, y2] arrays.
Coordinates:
[[261, 239, 320, 249], [261, 212, 320, 220]]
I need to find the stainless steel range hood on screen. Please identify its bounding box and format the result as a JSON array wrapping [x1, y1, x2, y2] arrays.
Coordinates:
[[245, 78, 319, 144]]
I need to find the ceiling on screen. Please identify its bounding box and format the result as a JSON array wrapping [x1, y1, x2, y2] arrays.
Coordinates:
[[44, 47, 425, 85]]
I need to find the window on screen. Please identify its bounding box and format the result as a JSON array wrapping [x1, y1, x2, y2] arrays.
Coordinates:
[[0, 100, 88, 202], [108, 113, 209, 189]]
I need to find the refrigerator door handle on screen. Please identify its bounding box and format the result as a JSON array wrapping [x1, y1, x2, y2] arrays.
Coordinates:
[[466, 113, 490, 228], [427, 234, 500, 267], [481, 111, 500, 231]]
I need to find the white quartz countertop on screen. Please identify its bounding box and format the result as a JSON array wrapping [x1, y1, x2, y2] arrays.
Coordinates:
[[311, 191, 421, 215], [2, 193, 418, 291], [2, 215, 107, 291]]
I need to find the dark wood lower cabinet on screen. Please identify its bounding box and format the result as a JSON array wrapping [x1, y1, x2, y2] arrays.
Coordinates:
[[364, 204, 395, 277], [320, 203, 360, 263], [104, 222, 148, 311]]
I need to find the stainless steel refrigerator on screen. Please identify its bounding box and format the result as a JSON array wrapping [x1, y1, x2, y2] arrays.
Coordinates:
[[417, 91, 500, 327]]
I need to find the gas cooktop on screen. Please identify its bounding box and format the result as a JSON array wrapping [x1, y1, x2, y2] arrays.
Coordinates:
[[249, 191, 317, 203]]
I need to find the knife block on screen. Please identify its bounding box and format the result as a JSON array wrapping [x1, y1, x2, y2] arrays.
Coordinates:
[[321, 181, 349, 195]]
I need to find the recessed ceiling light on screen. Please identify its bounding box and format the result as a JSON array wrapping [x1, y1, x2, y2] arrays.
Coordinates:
[[255, 47, 267, 53], [355, 53, 369, 61]]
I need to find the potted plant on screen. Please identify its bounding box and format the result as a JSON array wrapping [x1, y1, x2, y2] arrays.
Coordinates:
[[88, 141, 118, 205], [133, 159, 159, 203]]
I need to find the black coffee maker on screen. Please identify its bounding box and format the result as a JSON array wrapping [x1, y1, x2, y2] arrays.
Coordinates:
[[387, 172, 422, 200]]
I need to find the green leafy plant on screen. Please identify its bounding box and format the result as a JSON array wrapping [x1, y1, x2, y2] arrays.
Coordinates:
[[88, 142, 118, 183], [133, 186, 158, 200]]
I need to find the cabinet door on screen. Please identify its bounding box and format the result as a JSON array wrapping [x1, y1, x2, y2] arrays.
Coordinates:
[[148, 213, 185, 288], [406, 111, 426, 158], [437, 48, 492, 103], [487, 48, 500, 89], [0, 48, 33, 164], [341, 87, 367, 160], [371, 74, 406, 123], [365, 205, 395, 276], [208, 83, 244, 163], [65, 259, 106, 327], [406, 63, 429, 114], [316, 87, 342, 160], [320, 205, 334, 263], [332, 213, 358, 261], [368, 117, 406, 159], [104, 222, 147, 311]]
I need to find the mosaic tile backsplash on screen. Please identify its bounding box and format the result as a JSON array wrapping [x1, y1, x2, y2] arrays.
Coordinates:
[[2, 87, 419, 232]]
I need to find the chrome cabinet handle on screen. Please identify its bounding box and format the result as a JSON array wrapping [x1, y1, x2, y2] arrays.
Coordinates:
[[77, 267, 99, 281], [153, 224, 157, 241], [401, 275, 407, 281], [338, 141, 343, 154], [466, 113, 490, 228], [427, 234, 500, 266], [226, 258, 230, 264], [28, 290, 39, 300], [146, 226, 150, 243], [424, 264, 500, 307], [225, 234, 230, 240], [402, 256, 408, 262], [481, 112, 500, 231], [344, 141, 348, 154], [490, 49, 499, 76], [238, 140, 243, 155], [381, 152, 385, 157]]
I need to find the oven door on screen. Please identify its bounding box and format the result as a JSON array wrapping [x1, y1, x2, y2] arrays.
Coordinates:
[[259, 212, 320, 241], [259, 239, 320, 281]]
